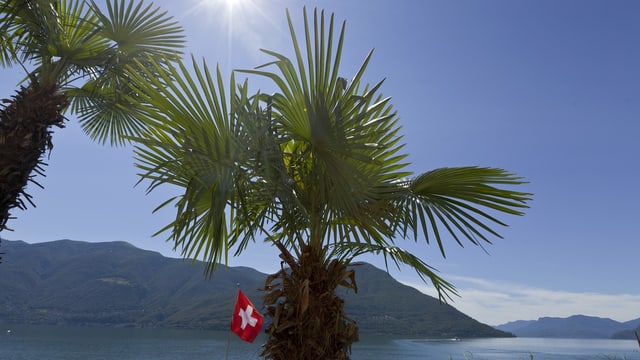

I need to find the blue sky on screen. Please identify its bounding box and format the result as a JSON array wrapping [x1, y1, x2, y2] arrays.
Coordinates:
[[2, 0, 639, 326]]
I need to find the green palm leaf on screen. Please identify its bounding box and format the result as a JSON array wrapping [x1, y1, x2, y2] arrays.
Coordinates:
[[1, 0, 109, 84], [397, 167, 531, 257], [0, 0, 185, 145], [96, 0, 184, 58], [71, 0, 185, 145], [240, 8, 411, 250], [126, 55, 285, 275]]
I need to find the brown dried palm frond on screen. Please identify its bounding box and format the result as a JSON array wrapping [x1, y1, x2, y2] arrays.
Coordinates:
[[0, 80, 68, 232], [262, 242, 359, 360]]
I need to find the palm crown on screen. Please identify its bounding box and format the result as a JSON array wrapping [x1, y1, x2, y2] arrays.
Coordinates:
[[0, 0, 184, 143], [129, 8, 531, 300]]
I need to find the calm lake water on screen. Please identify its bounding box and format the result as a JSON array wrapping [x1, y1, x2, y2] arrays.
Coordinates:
[[1, 325, 639, 360]]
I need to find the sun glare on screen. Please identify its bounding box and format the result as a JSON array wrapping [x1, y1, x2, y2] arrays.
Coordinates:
[[187, 0, 271, 38], [185, 0, 278, 70], [194, 0, 249, 20]]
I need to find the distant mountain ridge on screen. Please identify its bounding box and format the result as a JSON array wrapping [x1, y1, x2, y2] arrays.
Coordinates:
[[0, 239, 510, 338], [496, 315, 640, 339]]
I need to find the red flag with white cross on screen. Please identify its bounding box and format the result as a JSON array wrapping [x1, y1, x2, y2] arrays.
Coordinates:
[[230, 290, 263, 343]]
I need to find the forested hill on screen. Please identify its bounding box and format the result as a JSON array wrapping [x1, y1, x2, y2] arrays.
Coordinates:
[[0, 239, 510, 338]]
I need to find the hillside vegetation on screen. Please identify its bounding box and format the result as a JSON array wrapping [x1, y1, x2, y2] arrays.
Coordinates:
[[0, 239, 510, 338]]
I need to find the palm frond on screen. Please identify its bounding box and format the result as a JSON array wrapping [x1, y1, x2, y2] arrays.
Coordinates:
[[125, 56, 291, 276], [1, 0, 185, 145], [0, 0, 20, 68], [1, 0, 107, 85], [0, 0, 60, 73], [67, 83, 148, 144], [72, 0, 185, 145], [93, 0, 185, 61], [125, 56, 234, 273], [397, 166, 531, 257], [240, 8, 411, 250], [42, 0, 108, 85]]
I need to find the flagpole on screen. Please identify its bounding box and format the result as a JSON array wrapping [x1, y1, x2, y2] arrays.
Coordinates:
[[224, 283, 240, 360]]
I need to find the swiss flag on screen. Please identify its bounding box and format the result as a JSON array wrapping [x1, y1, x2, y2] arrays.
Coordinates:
[[230, 290, 263, 343]]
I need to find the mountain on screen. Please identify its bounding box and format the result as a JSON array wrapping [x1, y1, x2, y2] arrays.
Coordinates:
[[494, 319, 536, 334], [612, 322, 640, 340], [496, 315, 640, 339], [0, 239, 509, 338]]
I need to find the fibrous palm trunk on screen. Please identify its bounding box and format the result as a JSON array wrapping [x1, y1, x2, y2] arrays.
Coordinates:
[[0, 79, 68, 236], [262, 242, 359, 360]]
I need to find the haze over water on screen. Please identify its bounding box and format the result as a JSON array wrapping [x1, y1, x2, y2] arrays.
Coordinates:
[[1, 326, 639, 360]]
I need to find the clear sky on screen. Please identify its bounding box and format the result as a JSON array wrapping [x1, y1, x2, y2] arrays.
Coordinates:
[[2, 0, 639, 326]]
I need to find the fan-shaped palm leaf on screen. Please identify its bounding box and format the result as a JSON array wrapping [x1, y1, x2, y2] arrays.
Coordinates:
[[240, 8, 412, 253], [126, 55, 285, 275], [0, 0, 185, 144], [398, 167, 530, 256], [71, 0, 185, 145]]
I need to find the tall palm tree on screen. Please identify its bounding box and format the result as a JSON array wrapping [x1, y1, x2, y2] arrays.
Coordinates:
[[0, 0, 184, 236], [128, 8, 531, 360]]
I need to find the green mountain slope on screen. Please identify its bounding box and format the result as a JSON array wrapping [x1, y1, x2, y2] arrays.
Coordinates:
[[0, 239, 510, 338], [342, 264, 499, 338]]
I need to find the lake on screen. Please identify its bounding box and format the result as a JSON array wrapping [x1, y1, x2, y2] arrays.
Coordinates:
[[1, 325, 639, 359]]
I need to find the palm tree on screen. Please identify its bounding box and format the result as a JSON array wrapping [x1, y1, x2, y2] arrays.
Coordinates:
[[128, 8, 531, 360], [0, 0, 184, 235]]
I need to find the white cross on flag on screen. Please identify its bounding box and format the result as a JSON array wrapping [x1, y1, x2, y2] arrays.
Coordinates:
[[230, 290, 263, 343]]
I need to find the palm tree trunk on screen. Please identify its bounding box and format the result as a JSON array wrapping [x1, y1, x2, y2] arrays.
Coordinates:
[[0, 79, 68, 233], [262, 242, 359, 360]]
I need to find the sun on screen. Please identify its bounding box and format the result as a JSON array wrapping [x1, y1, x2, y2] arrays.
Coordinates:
[[223, 0, 244, 10], [189, 0, 266, 38], [194, 0, 246, 17], [187, 0, 275, 39], [186, 0, 252, 40], [183, 0, 267, 65], [183, 0, 278, 69]]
